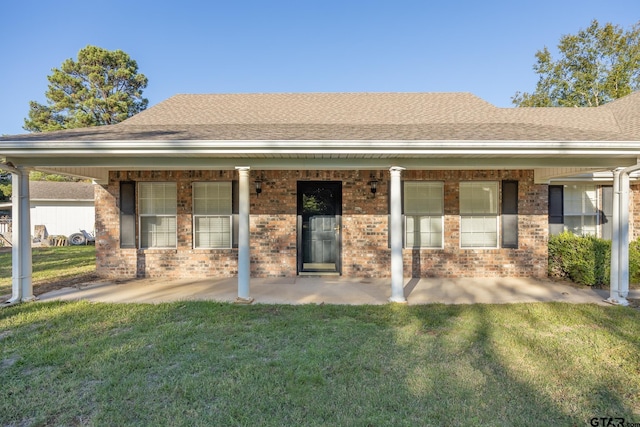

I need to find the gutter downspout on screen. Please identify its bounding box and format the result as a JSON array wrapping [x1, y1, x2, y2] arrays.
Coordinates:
[[0, 163, 34, 306], [608, 162, 640, 306]]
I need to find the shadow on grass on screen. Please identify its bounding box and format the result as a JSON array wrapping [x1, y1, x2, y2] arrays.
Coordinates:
[[0, 246, 96, 297], [0, 246, 95, 277], [1, 302, 639, 426], [395, 303, 639, 425]]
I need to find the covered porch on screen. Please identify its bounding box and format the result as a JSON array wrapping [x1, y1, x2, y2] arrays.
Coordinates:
[[3, 149, 639, 305], [36, 275, 631, 306]]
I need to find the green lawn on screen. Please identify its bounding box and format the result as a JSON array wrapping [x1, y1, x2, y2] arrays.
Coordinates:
[[0, 246, 96, 297], [1, 301, 639, 426]]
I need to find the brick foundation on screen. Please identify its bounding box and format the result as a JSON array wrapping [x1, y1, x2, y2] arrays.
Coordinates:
[[95, 169, 548, 279]]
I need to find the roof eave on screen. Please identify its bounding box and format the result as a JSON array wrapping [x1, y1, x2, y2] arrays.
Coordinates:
[[0, 139, 639, 156]]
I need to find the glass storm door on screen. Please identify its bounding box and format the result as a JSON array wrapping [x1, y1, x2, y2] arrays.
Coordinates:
[[297, 181, 342, 274]]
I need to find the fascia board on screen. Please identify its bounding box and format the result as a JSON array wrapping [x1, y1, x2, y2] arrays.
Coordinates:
[[0, 139, 639, 156], [9, 155, 637, 171]]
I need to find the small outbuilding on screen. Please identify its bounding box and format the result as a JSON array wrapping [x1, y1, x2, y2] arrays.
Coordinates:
[[28, 181, 95, 239], [0, 181, 94, 243]]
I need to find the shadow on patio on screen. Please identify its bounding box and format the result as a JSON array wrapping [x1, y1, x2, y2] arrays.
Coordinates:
[[35, 276, 629, 305]]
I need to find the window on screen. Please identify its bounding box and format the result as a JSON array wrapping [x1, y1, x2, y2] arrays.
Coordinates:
[[601, 186, 613, 240], [120, 182, 136, 248], [404, 181, 443, 248], [563, 184, 598, 236], [460, 181, 498, 248], [549, 184, 611, 238], [193, 182, 232, 248], [139, 182, 177, 248]]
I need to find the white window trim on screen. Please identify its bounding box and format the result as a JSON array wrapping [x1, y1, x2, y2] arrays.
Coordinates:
[[563, 184, 599, 237], [139, 214, 178, 249], [192, 182, 233, 249], [138, 182, 177, 249], [460, 181, 499, 249], [403, 181, 444, 249], [193, 215, 233, 249], [460, 215, 500, 249], [403, 215, 444, 249]]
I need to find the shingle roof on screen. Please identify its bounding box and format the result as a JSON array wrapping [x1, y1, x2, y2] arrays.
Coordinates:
[[29, 181, 94, 201], [122, 93, 497, 125], [2, 92, 640, 142], [601, 93, 640, 136]]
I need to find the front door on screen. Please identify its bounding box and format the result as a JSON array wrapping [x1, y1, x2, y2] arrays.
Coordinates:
[[297, 181, 342, 274]]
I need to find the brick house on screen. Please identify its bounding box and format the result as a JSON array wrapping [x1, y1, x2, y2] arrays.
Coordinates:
[[1, 92, 639, 304]]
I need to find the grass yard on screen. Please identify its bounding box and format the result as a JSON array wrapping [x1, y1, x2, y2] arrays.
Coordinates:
[[1, 301, 639, 426], [0, 246, 97, 299]]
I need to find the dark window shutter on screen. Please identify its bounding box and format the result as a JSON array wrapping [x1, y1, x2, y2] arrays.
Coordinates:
[[120, 182, 136, 248], [548, 185, 564, 223], [501, 180, 518, 248], [548, 185, 564, 236], [232, 180, 239, 248]]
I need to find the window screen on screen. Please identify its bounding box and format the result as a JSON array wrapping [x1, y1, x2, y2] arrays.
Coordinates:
[[139, 182, 177, 248], [403, 181, 444, 248], [460, 181, 498, 248], [193, 182, 233, 248]]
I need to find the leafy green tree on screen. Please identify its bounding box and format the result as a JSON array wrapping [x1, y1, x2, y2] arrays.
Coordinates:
[[513, 20, 640, 107], [24, 45, 148, 132], [29, 171, 78, 182], [0, 172, 82, 200], [0, 173, 11, 202], [302, 194, 328, 215]]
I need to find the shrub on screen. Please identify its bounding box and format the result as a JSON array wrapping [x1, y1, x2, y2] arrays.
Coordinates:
[[548, 232, 609, 286], [629, 239, 640, 284], [549, 232, 640, 286]]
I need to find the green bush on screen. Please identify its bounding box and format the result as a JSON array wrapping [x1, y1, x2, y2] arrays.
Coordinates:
[[630, 239, 640, 284], [548, 232, 640, 286]]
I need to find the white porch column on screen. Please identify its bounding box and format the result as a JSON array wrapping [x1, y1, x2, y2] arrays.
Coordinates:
[[608, 169, 622, 304], [389, 166, 406, 303], [607, 163, 640, 306], [235, 167, 253, 304], [618, 171, 631, 304], [7, 166, 34, 304]]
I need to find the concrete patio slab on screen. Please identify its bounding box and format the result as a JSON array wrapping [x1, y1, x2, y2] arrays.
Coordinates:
[[36, 276, 637, 306]]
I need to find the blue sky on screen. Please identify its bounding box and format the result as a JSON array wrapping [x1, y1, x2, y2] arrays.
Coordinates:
[[1, 0, 638, 135]]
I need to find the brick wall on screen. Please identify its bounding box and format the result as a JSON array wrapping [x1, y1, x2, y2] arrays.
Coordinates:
[[399, 170, 548, 278], [96, 169, 548, 279]]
